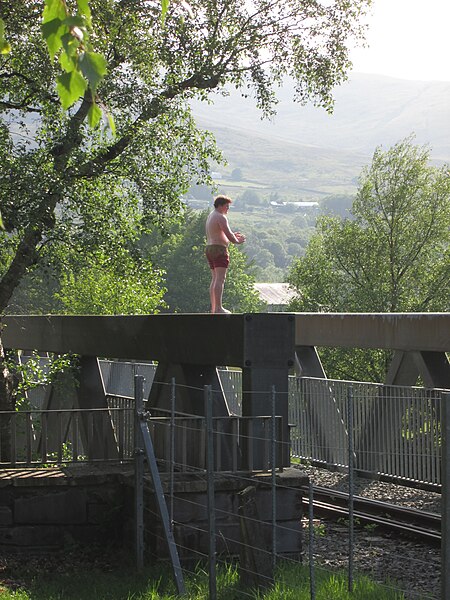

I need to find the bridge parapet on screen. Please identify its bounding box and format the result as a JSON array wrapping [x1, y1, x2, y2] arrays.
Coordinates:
[[3, 313, 449, 469], [2, 313, 295, 467]]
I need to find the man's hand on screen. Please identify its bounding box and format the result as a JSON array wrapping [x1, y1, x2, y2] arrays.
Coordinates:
[[235, 232, 246, 244]]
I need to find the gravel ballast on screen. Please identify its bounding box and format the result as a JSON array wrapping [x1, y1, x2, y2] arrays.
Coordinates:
[[299, 465, 441, 600]]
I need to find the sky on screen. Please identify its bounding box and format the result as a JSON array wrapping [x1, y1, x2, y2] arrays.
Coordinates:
[[349, 0, 450, 82]]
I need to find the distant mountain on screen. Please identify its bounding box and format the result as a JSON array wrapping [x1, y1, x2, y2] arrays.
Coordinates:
[[191, 73, 450, 181], [189, 73, 450, 200]]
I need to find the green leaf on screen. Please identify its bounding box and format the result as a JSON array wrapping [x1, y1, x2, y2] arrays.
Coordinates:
[[107, 113, 116, 136], [161, 0, 170, 24], [63, 15, 86, 29], [59, 49, 77, 72], [88, 102, 102, 128], [42, 0, 67, 24], [0, 19, 10, 54], [56, 70, 88, 109], [0, 209, 4, 230], [0, 41, 10, 54], [77, 0, 92, 28], [60, 31, 81, 57], [79, 51, 107, 94], [41, 18, 65, 60]]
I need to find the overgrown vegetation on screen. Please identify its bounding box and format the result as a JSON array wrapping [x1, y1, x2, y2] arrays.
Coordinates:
[[0, 557, 407, 600]]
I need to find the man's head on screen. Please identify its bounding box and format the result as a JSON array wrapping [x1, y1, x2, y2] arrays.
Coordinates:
[[214, 195, 232, 209]]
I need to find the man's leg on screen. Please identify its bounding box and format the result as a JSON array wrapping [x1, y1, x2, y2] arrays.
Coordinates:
[[209, 269, 217, 313], [212, 267, 229, 313]]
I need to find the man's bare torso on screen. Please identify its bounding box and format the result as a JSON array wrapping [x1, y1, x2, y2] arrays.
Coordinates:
[[205, 210, 230, 246]]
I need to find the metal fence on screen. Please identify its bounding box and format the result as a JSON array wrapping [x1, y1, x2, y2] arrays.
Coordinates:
[[0, 407, 134, 466], [132, 380, 444, 600], [1, 368, 447, 598], [289, 377, 444, 488], [100, 360, 243, 415], [2, 358, 448, 487]]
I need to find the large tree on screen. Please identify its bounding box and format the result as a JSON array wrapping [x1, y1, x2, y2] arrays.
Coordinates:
[[287, 137, 450, 381], [0, 0, 371, 412]]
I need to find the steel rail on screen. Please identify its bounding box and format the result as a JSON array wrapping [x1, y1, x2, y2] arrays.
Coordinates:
[[303, 485, 441, 545]]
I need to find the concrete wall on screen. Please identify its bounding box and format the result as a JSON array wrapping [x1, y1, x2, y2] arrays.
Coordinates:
[[0, 466, 127, 552], [0, 465, 307, 561]]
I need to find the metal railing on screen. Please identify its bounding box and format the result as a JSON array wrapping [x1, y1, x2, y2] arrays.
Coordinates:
[[147, 409, 283, 472], [2, 358, 448, 486], [0, 407, 134, 466], [289, 377, 444, 487]]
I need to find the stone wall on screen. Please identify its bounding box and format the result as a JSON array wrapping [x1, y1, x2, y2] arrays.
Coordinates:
[[0, 465, 128, 552], [0, 464, 307, 561]]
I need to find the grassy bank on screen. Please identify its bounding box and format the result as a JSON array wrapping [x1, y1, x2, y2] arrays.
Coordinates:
[[0, 556, 408, 600]]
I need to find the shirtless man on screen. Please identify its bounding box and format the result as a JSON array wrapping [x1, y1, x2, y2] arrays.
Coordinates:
[[205, 195, 246, 313]]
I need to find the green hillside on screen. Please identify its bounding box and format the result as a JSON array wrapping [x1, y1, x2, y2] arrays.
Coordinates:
[[190, 73, 450, 202], [199, 125, 366, 201]]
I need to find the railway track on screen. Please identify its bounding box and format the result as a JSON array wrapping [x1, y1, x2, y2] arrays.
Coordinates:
[[302, 485, 441, 545]]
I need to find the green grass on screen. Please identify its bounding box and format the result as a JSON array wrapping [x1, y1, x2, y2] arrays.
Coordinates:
[[0, 560, 409, 600]]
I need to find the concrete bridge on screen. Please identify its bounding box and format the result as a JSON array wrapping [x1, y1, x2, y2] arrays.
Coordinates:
[[3, 312, 449, 470]]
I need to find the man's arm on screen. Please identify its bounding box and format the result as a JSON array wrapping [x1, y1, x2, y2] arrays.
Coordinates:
[[220, 215, 246, 244]]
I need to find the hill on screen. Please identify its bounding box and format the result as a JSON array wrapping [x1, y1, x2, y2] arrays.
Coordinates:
[[190, 73, 450, 199]]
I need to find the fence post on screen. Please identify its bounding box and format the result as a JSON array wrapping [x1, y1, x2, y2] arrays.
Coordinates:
[[170, 377, 176, 525], [205, 384, 217, 600], [347, 385, 354, 593], [442, 392, 450, 600], [308, 481, 316, 600], [134, 374, 145, 572], [271, 385, 277, 571]]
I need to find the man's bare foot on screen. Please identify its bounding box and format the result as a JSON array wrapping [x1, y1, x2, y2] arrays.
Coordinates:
[[216, 308, 231, 314]]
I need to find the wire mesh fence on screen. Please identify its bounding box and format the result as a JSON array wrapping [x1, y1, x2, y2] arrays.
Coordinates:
[[289, 377, 444, 488], [1, 360, 447, 598], [99, 361, 446, 487], [132, 378, 442, 600], [5, 358, 447, 487]]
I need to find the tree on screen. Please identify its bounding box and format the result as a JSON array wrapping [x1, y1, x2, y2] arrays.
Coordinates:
[[287, 137, 450, 381], [0, 1, 170, 128], [56, 250, 167, 315], [143, 209, 264, 313], [0, 0, 371, 413], [4, 175, 168, 315], [235, 189, 265, 210], [320, 193, 354, 218]]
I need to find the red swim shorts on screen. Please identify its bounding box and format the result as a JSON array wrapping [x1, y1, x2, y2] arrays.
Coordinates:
[[205, 244, 230, 269]]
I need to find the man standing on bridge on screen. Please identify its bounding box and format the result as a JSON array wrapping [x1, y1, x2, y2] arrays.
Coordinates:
[[205, 195, 246, 313]]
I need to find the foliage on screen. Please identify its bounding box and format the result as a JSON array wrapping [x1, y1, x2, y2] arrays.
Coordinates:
[[234, 189, 267, 209], [41, 0, 109, 128], [55, 249, 167, 315], [0, 0, 372, 312], [142, 209, 264, 313], [287, 137, 450, 381], [4, 177, 168, 315], [230, 167, 243, 181], [0, 558, 406, 599], [229, 209, 316, 282], [1, 1, 169, 128], [320, 194, 355, 219], [3, 351, 76, 410]]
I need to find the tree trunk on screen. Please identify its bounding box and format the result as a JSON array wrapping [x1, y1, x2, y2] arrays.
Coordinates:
[[0, 330, 16, 462]]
